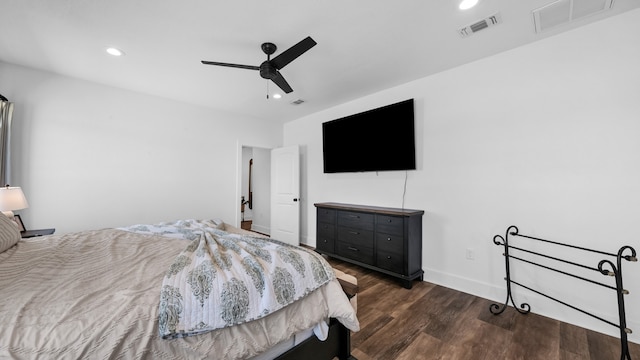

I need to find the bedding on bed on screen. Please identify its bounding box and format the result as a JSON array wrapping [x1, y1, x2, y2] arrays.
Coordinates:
[[0, 220, 359, 360], [119, 219, 337, 339]]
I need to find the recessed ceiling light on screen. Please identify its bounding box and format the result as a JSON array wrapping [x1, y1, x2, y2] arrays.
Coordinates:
[[459, 0, 479, 10], [106, 47, 125, 56], [273, 93, 282, 99]]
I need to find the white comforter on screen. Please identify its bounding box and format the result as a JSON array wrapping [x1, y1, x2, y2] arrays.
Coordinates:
[[0, 225, 359, 359]]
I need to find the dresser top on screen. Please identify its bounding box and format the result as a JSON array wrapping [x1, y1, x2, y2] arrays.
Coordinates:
[[314, 202, 424, 216]]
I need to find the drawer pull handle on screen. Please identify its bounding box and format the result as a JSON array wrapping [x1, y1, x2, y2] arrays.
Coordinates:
[[348, 215, 360, 219], [349, 231, 360, 235], [387, 219, 392, 223], [348, 247, 359, 252], [387, 237, 392, 241], [323, 239, 328, 243], [387, 256, 392, 259]]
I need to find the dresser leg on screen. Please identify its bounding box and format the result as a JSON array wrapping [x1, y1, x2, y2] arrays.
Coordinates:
[[402, 279, 413, 289]]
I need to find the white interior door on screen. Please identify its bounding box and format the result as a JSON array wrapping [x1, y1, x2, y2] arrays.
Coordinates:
[[270, 145, 300, 246]]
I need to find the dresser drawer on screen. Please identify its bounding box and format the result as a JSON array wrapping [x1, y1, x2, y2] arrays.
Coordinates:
[[317, 222, 335, 253], [317, 222, 335, 237], [317, 208, 336, 224], [376, 232, 404, 255], [337, 242, 374, 264], [376, 251, 404, 274], [376, 215, 404, 236], [337, 227, 374, 248], [338, 211, 374, 230], [316, 235, 335, 253]]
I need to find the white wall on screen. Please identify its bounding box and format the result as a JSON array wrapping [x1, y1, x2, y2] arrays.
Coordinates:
[[0, 62, 281, 233], [284, 9, 640, 342]]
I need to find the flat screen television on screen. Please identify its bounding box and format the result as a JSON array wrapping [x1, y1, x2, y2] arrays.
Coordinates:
[[322, 99, 416, 173]]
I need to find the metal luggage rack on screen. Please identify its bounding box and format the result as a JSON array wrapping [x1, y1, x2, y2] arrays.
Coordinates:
[[491, 225, 637, 360]]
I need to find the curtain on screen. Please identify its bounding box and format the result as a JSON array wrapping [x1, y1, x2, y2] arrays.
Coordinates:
[[0, 95, 13, 187]]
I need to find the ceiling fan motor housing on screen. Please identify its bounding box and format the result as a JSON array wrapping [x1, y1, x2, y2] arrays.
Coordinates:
[[260, 61, 277, 79]]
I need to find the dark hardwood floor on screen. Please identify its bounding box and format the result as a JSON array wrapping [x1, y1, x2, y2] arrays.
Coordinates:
[[326, 257, 639, 360]]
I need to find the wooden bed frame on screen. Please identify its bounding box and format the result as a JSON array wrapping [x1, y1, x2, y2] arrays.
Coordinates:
[[275, 274, 359, 360], [224, 226, 359, 359], [275, 318, 356, 360]]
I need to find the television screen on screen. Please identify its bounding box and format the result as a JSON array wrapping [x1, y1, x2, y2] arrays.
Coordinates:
[[322, 99, 416, 173]]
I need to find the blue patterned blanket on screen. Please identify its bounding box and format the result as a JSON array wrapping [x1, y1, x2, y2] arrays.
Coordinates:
[[120, 219, 336, 339]]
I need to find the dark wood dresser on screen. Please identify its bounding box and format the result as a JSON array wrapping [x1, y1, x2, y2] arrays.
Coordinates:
[[314, 202, 424, 288]]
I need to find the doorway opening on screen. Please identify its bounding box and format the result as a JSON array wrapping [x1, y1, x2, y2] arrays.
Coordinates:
[[239, 146, 271, 236]]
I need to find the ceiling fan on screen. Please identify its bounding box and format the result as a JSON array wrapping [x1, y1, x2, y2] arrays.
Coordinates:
[[201, 36, 317, 95]]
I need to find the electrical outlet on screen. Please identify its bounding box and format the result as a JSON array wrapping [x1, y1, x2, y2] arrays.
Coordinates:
[[466, 248, 475, 260]]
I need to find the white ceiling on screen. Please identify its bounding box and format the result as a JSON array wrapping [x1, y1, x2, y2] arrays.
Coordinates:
[[1, 0, 638, 123]]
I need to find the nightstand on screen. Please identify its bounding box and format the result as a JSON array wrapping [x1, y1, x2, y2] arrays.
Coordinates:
[[21, 228, 55, 238]]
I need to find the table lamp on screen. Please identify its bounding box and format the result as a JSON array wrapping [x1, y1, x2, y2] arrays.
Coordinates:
[[0, 185, 29, 219]]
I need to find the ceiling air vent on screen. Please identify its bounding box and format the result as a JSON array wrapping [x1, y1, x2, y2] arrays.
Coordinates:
[[532, 0, 614, 33], [291, 99, 305, 105], [458, 13, 502, 38]]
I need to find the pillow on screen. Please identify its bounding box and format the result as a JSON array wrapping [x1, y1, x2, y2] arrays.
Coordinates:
[[0, 213, 21, 253]]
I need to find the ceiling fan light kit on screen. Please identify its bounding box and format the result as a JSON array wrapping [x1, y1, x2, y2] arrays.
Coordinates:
[[201, 36, 317, 95], [459, 0, 480, 10], [106, 47, 125, 56]]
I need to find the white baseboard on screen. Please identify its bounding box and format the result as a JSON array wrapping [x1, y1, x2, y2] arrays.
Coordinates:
[[250, 224, 269, 236]]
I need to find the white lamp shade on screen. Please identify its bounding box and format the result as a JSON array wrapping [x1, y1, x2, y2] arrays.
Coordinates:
[[0, 186, 29, 211]]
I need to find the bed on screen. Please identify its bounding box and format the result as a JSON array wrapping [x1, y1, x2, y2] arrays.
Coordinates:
[[0, 215, 359, 359]]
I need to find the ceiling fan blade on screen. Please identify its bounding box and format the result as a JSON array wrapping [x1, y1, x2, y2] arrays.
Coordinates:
[[271, 71, 293, 93], [201, 61, 260, 71], [271, 36, 317, 70]]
